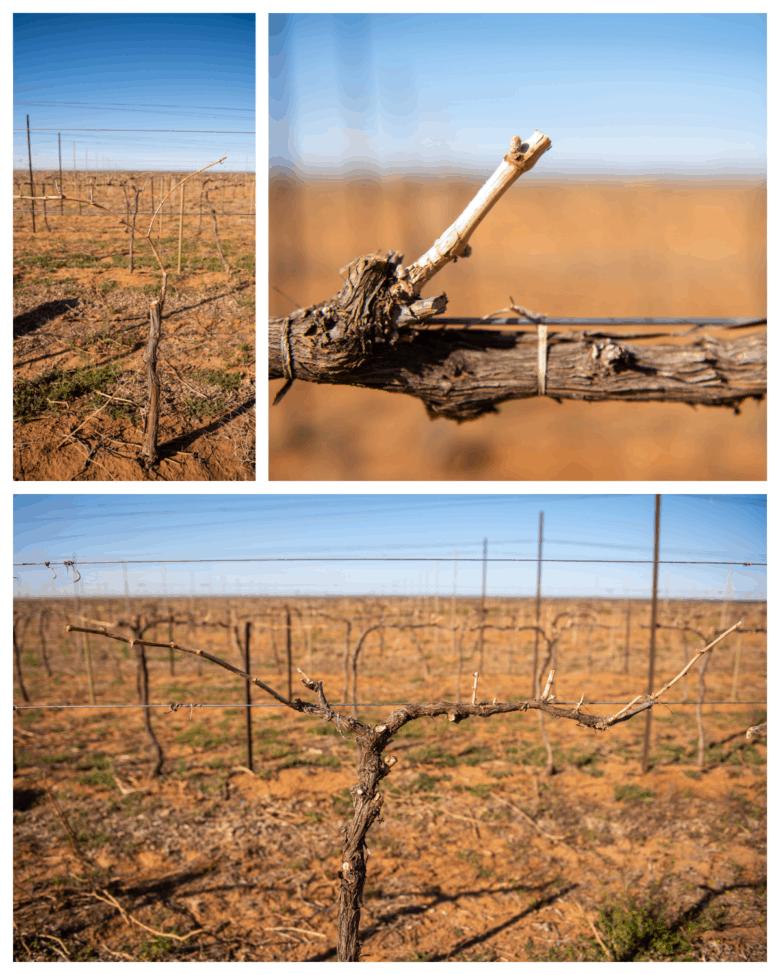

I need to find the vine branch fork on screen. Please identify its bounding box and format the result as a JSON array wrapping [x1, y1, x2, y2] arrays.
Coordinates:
[[65, 618, 741, 961]]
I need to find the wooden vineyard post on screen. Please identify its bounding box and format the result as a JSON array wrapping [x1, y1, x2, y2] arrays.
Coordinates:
[[285, 606, 293, 701], [608, 618, 616, 667], [177, 182, 185, 273], [243, 622, 253, 772], [26, 115, 36, 233], [479, 538, 487, 672], [507, 608, 517, 674], [208, 195, 231, 275], [168, 611, 175, 675], [128, 183, 140, 273], [641, 495, 661, 774], [197, 179, 207, 233], [72, 559, 96, 705], [341, 620, 352, 703], [133, 627, 164, 779], [38, 610, 54, 679], [80, 626, 96, 705], [58, 133, 63, 214], [450, 550, 457, 663], [121, 182, 130, 234], [41, 179, 51, 232], [532, 512, 544, 697], [585, 621, 593, 672], [696, 644, 712, 769], [623, 599, 632, 675], [731, 628, 744, 701], [12, 622, 30, 704], [141, 300, 162, 469]]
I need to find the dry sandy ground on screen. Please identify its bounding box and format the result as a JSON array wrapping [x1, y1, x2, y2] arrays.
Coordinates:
[[14, 172, 255, 481], [269, 175, 765, 481], [14, 597, 766, 961]]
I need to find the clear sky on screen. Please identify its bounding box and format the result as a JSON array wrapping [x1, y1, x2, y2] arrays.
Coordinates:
[[13, 494, 766, 602], [270, 12, 766, 177], [14, 13, 255, 172]]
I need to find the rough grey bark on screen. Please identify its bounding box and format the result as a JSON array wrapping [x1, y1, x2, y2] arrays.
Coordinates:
[[270, 301, 765, 420], [141, 301, 162, 468]]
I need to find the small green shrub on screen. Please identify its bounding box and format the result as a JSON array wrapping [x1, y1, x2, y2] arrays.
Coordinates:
[[465, 783, 494, 799], [184, 396, 228, 420], [597, 894, 708, 961], [613, 783, 654, 804], [138, 936, 175, 960], [277, 754, 341, 770], [77, 770, 114, 788], [190, 368, 241, 392], [173, 725, 225, 750], [331, 787, 352, 817], [308, 723, 338, 736], [408, 744, 458, 767], [14, 362, 123, 420], [408, 772, 443, 793], [76, 752, 112, 771]]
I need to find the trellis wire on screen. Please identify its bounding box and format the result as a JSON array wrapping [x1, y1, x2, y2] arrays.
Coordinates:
[[433, 317, 766, 338], [15, 127, 255, 133], [13, 210, 256, 217], [13, 557, 765, 566], [13, 700, 768, 710]]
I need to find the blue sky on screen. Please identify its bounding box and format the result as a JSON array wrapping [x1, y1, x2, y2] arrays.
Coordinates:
[[270, 13, 766, 177], [13, 495, 766, 602], [14, 13, 255, 172]]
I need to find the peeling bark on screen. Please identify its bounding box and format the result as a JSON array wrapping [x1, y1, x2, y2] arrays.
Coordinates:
[[270, 310, 765, 421]]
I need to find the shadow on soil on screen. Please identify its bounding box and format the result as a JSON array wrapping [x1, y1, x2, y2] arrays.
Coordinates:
[[304, 881, 577, 962], [160, 396, 256, 456], [14, 299, 80, 338]]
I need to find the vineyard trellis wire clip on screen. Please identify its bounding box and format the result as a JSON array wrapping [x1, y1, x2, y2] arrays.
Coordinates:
[[63, 560, 80, 583], [163, 702, 202, 719]]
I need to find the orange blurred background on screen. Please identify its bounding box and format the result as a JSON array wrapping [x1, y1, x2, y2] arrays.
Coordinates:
[[269, 175, 765, 480]]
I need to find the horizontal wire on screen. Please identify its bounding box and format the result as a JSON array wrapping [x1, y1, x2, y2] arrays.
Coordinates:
[[434, 316, 767, 338], [13, 210, 255, 217], [13, 701, 767, 710], [439, 317, 766, 326], [13, 557, 764, 566], [14, 127, 255, 134]]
